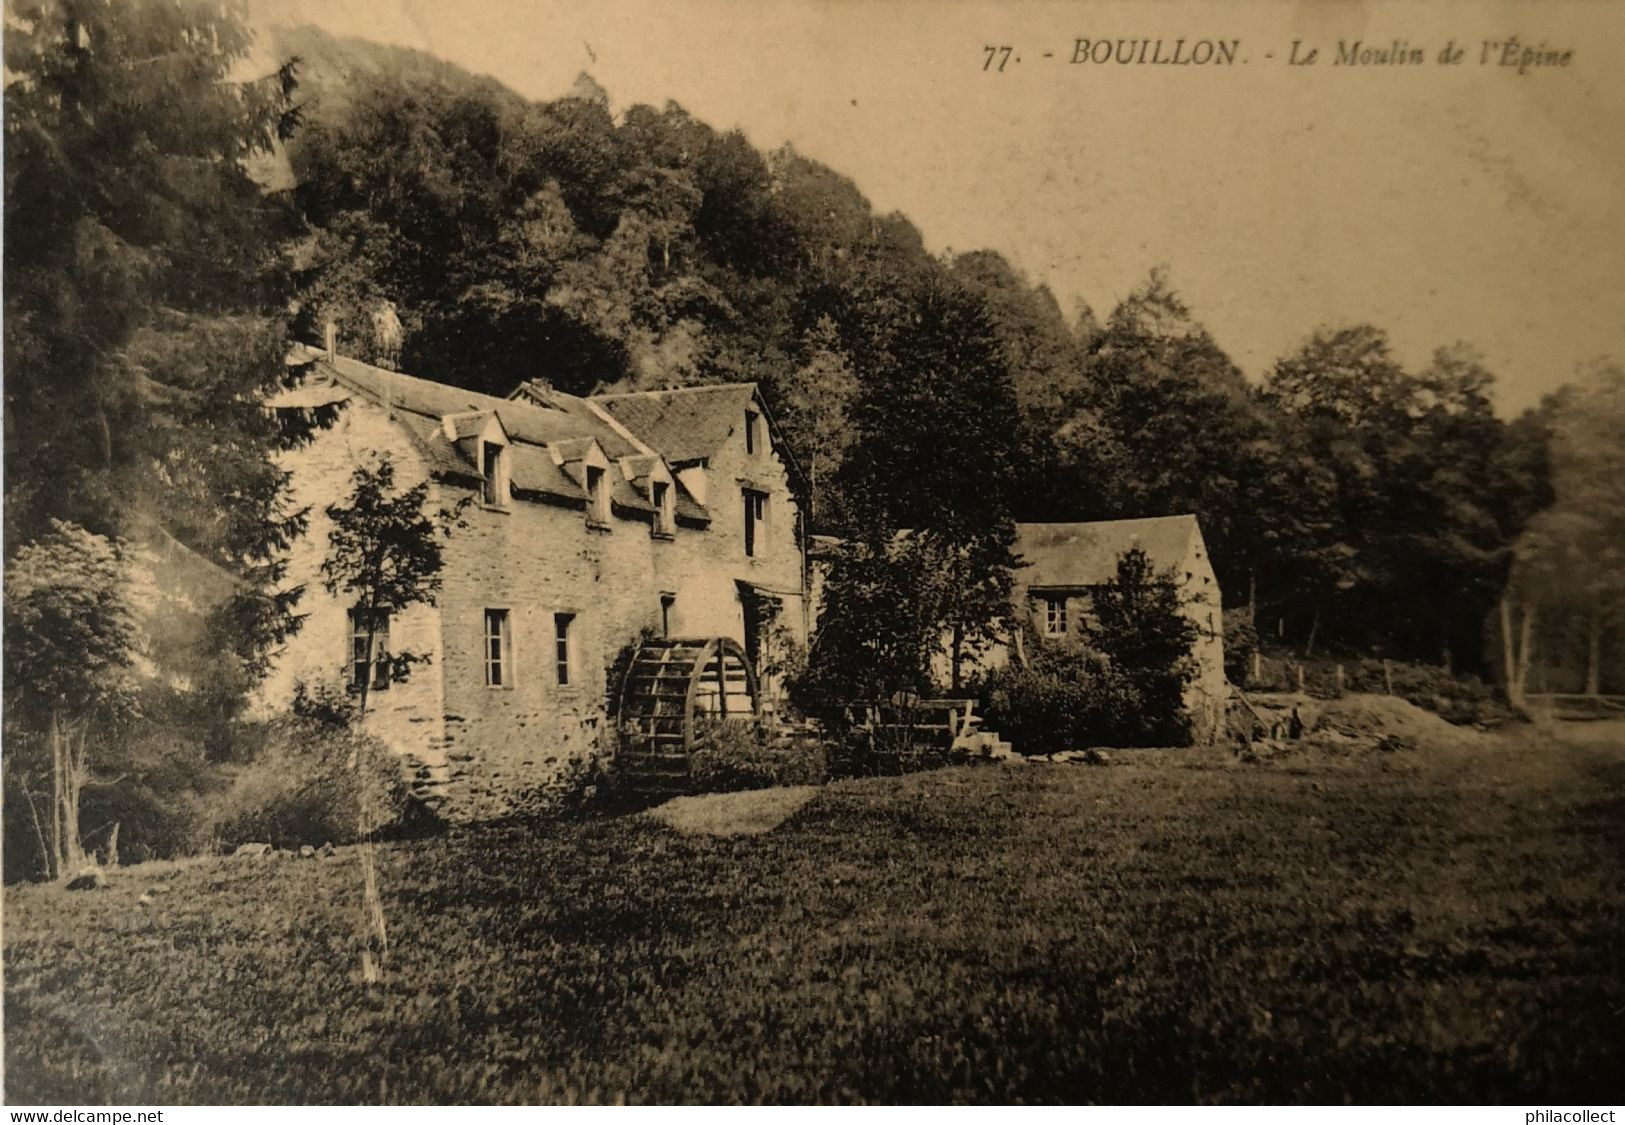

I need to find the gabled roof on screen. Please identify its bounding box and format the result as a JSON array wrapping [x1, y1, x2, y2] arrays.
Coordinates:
[[443, 410, 505, 442], [589, 383, 760, 464], [290, 345, 638, 457], [282, 346, 707, 518], [1016, 516, 1203, 589]]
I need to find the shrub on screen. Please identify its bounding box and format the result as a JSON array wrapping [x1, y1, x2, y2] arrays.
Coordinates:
[[290, 677, 357, 729], [980, 642, 1147, 754], [211, 719, 411, 850], [689, 720, 827, 793]]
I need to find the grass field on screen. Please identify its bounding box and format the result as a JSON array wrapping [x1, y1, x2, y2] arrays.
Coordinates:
[[5, 719, 1623, 1104]]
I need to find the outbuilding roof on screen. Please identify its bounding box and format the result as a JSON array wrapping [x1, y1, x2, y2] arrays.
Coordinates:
[[1015, 516, 1204, 589]]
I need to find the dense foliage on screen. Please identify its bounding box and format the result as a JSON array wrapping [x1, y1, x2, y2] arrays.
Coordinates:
[[7, 731, 1622, 1103], [4, 0, 309, 693], [210, 719, 411, 851], [688, 721, 828, 794], [979, 549, 1200, 751], [1090, 548, 1200, 742], [2, 523, 145, 879], [979, 637, 1142, 754]]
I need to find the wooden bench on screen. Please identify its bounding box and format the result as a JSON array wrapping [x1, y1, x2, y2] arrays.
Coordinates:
[[845, 695, 983, 752]]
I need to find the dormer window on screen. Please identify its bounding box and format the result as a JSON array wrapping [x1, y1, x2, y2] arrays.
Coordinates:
[[480, 440, 508, 508], [744, 410, 760, 456], [585, 465, 608, 527], [651, 480, 674, 538]]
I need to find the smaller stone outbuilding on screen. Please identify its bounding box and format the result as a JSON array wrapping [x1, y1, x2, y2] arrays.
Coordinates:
[[931, 515, 1225, 742], [1013, 516, 1225, 742]]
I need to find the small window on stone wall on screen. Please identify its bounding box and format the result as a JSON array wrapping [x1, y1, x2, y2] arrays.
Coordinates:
[[554, 612, 575, 686], [349, 608, 391, 691], [484, 608, 511, 688], [743, 488, 767, 558]]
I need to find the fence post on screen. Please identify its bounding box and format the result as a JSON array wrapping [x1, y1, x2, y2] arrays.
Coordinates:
[[1250, 650, 1261, 685], [1295, 664, 1305, 694], [1335, 663, 1346, 697], [1383, 659, 1393, 695]]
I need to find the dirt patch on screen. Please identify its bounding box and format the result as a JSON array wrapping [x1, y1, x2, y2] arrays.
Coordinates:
[[645, 785, 820, 837], [1243, 691, 1489, 756]]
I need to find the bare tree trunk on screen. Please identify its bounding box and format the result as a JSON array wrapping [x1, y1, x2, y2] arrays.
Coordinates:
[[1516, 602, 1535, 706], [1500, 595, 1517, 701], [1305, 610, 1320, 658], [354, 619, 387, 984], [21, 784, 53, 882], [1585, 608, 1602, 697], [50, 712, 64, 881], [1501, 594, 1537, 712], [51, 715, 88, 878], [950, 623, 964, 692], [63, 723, 87, 874]]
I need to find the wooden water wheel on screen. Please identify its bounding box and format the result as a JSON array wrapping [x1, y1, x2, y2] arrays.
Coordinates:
[[614, 637, 759, 795]]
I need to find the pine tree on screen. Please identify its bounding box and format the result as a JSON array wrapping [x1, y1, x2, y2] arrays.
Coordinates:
[[4, 0, 307, 696]]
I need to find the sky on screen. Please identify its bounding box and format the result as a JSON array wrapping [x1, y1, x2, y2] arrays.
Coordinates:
[[250, 0, 1625, 413]]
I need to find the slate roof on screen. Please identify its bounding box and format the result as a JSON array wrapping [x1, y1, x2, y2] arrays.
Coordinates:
[[281, 346, 705, 517], [1015, 516, 1202, 589], [589, 383, 760, 465], [306, 350, 638, 457]]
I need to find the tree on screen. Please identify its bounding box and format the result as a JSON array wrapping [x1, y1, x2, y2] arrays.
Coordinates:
[[319, 455, 462, 982], [4, 0, 307, 701], [768, 316, 858, 526], [1262, 328, 1546, 670], [1037, 269, 1325, 617], [1089, 548, 1199, 745], [833, 280, 1024, 688], [321, 458, 456, 715], [1505, 360, 1625, 703], [792, 536, 953, 719], [3, 522, 145, 880]]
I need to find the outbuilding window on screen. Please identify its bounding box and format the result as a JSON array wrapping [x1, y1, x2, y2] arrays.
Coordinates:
[[744, 410, 760, 456], [585, 466, 609, 527], [1042, 595, 1068, 637]]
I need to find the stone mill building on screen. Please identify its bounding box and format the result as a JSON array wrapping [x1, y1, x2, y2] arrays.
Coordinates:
[[262, 342, 810, 820]]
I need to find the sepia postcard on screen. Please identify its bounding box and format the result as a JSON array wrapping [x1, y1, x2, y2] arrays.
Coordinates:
[[2, 0, 1622, 1110]]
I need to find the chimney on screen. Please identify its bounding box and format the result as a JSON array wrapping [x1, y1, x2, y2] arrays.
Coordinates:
[[323, 320, 338, 362]]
